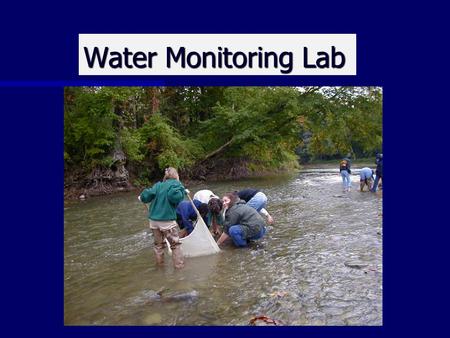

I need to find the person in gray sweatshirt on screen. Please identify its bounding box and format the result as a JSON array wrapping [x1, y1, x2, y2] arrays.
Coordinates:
[[216, 192, 266, 247]]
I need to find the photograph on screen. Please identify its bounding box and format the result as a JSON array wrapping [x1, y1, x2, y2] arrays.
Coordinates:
[[64, 86, 383, 325]]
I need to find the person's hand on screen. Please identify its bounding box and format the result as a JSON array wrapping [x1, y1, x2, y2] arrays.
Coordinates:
[[267, 214, 274, 225], [138, 195, 141, 202], [216, 232, 229, 246]]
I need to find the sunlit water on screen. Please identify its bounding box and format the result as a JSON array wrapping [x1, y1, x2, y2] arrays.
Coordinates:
[[64, 168, 382, 325]]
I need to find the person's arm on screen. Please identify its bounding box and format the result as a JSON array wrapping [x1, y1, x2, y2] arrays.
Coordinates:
[[223, 210, 240, 233], [180, 205, 195, 234], [211, 215, 221, 235], [216, 232, 230, 246], [260, 208, 274, 224], [140, 183, 158, 203], [183, 218, 194, 234], [220, 208, 240, 243]]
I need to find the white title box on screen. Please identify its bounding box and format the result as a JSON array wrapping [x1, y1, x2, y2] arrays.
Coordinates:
[[79, 34, 356, 76]]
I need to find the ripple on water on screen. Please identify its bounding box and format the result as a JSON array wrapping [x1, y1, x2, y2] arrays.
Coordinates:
[[64, 171, 382, 325]]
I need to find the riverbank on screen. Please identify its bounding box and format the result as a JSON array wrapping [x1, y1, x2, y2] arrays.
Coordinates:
[[64, 167, 298, 201], [64, 158, 378, 201]]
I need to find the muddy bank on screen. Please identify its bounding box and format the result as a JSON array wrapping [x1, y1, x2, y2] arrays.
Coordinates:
[[64, 176, 136, 200], [64, 157, 297, 201], [64, 158, 376, 201], [184, 157, 296, 181]]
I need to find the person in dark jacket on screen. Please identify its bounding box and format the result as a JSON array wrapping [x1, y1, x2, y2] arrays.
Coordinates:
[[236, 188, 274, 224], [176, 200, 209, 236], [371, 153, 383, 192], [216, 192, 266, 247]]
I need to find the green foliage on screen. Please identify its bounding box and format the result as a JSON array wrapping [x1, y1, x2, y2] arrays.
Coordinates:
[[64, 87, 116, 168], [120, 128, 145, 162], [64, 86, 382, 180], [198, 87, 302, 168], [158, 87, 226, 133], [139, 113, 202, 170], [299, 87, 382, 160], [93, 156, 115, 168]]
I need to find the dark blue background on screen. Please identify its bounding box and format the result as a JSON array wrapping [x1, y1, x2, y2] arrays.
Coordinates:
[[1, 1, 445, 337]]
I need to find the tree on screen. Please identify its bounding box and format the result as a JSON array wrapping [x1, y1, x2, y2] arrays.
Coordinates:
[[64, 86, 383, 188]]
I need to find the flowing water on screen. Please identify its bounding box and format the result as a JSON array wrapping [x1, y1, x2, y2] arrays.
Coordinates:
[[64, 167, 383, 325]]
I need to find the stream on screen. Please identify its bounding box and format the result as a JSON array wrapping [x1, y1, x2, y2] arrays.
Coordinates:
[[64, 166, 382, 325]]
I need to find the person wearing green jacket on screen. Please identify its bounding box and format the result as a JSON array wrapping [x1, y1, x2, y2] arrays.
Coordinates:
[[139, 167, 186, 268]]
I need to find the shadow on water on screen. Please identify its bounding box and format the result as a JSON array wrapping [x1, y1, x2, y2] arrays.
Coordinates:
[[64, 168, 382, 325]]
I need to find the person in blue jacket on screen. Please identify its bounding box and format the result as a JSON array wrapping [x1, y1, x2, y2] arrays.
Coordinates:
[[176, 200, 209, 236], [359, 167, 374, 192]]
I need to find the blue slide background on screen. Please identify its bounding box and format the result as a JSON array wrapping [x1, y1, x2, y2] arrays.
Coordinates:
[[0, 1, 446, 337]]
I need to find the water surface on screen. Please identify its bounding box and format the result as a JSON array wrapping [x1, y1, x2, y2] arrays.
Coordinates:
[[64, 168, 382, 325]]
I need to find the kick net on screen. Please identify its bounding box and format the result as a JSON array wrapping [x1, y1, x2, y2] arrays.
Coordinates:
[[167, 197, 221, 257]]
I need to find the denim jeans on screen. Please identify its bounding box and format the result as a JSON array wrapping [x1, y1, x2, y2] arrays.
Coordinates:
[[340, 170, 352, 190], [228, 224, 266, 247], [246, 192, 267, 212], [371, 174, 382, 192]]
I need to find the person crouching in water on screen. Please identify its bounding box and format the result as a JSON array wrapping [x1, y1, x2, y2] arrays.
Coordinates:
[[236, 189, 274, 224], [176, 200, 209, 237], [359, 167, 374, 192], [207, 197, 224, 238], [139, 167, 186, 269], [216, 192, 266, 247]]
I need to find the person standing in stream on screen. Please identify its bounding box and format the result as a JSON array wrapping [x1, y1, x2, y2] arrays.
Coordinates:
[[139, 167, 186, 269], [339, 156, 352, 192], [371, 153, 383, 193]]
